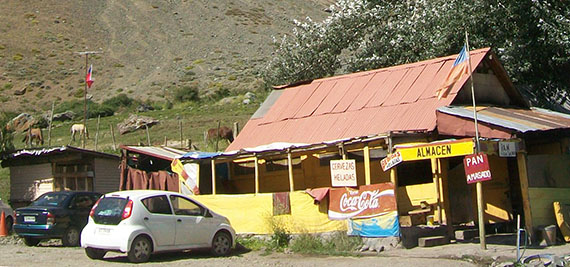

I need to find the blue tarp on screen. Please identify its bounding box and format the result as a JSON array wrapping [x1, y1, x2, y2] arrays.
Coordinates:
[[178, 151, 222, 160]]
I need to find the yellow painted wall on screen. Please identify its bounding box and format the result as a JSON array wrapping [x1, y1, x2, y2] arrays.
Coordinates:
[[481, 155, 513, 223], [193, 191, 347, 234], [528, 188, 570, 227]]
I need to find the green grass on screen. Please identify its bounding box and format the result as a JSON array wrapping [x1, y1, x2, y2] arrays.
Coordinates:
[[289, 232, 363, 256], [9, 96, 263, 153]]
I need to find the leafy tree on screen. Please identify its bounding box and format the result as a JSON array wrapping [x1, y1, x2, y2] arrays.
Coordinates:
[[263, 0, 570, 109]]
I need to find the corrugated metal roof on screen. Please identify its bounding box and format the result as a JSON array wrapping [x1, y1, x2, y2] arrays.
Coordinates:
[[437, 106, 570, 133], [1, 146, 119, 167], [227, 48, 501, 151], [121, 145, 188, 161]]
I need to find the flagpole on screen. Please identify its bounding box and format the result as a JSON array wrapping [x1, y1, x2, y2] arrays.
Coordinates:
[[75, 51, 102, 149], [83, 54, 88, 149], [465, 31, 486, 250]]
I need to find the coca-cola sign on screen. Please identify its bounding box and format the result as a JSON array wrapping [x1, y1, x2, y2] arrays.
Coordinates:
[[328, 183, 396, 220]]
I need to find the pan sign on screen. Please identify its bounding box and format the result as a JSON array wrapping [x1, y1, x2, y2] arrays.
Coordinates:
[[464, 153, 492, 184], [330, 159, 357, 187]]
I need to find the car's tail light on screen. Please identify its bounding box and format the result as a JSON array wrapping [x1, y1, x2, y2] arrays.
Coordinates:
[[13, 211, 18, 225], [46, 212, 55, 226], [122, 199, 133, 220], [89, 198, 101, 218]]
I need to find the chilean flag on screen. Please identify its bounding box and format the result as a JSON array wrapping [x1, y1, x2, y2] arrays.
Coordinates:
[[86, 64, 94, 88], [436, 45, 469, 100]]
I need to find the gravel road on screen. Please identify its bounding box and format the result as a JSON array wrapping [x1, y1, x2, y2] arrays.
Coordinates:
[[0, 236, 477, 267]]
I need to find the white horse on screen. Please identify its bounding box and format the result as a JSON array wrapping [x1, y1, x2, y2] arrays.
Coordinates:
[[70, 124, 89, 141]]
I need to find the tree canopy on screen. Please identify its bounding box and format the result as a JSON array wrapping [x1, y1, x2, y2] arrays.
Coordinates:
[[263, 0, 570, 110]]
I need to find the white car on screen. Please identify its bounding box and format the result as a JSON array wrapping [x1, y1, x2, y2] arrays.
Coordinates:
[[81, 190, 235, 263], [0, 198, 14, 233]]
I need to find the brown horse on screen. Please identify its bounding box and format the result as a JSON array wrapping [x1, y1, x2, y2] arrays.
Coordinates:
[[22, 128, 44, 146], [206, 126, 234, 143]]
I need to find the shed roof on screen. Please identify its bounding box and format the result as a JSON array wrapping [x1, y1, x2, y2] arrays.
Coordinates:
[[228, 48, 517, 151], [436, 106, 570, 138], [1, 146, 119, 167]]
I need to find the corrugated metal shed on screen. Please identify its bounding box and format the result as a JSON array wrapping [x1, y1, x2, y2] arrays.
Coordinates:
[[228, 48, 505, 151], [437, 106, 570, 137]]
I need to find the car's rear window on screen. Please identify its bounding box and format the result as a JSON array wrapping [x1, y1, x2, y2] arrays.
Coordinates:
[[31, 193, 70, 207], [92, 197, 128, 225]]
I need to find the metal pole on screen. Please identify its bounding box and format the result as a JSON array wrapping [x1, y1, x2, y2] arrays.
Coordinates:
[[516, 214, 521, 262], [145, 125, 151, 145], [287, 149, 294, 192], [466, 31, 486, 250], [110, 124, 116, 151], [83, 54, 88, 149]]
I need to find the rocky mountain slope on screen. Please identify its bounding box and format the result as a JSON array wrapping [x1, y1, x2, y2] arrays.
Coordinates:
[[0, 0, 332, 113]]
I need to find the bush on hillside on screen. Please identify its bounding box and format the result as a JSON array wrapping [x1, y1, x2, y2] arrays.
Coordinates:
[[102, 94, 134, 108], [174, 85, 200, 103]]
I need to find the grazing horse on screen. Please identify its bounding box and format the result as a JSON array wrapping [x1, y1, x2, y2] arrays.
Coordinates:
[[22, 128, 44, 146], [70, 124, 89, 141], [206, 126, 234, 143]]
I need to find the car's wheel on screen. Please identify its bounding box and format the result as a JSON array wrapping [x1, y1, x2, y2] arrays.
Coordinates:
[[4, 216, 13, 234], [85, 247, 107, 260], [211, 231, 232, 256], [128, 236, 152, 263], [23, 237, 41, 246], [62, 226, 80, 247]]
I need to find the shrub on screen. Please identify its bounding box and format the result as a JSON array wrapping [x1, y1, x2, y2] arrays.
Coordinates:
[[173, 85, 199, 103], [102, 93, 133, 108]]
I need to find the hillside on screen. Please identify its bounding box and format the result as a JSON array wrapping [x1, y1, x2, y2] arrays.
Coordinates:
[[0, 0, 332, 113]]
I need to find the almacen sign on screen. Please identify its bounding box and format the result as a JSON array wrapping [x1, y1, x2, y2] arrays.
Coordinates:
[[396, 139, 475, 161]]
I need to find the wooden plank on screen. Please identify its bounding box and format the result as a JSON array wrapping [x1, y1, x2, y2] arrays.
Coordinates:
[[528, 187, 570, 226], [439, 158, 451, 225], [364, 145, 371, 185], [517, 152, 533, 235]]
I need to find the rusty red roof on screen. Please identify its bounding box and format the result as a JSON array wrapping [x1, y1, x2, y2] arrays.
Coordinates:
[[227, 48, 511, 151]]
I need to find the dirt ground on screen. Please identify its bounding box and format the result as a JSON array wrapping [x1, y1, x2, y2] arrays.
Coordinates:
[[1, 234, 569, 267]]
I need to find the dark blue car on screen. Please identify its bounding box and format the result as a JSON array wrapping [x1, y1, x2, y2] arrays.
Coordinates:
[[14, 191, 101, 247]]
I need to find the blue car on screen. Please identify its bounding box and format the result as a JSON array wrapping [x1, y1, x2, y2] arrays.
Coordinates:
[[14, 191, 101, 246]]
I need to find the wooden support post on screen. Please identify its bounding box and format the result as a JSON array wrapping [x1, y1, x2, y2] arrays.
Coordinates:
[[95, 115, 100, 151], [288, 149, 294, 192], [390, 168, 398, 204], [179, 119, 183, 149], [233, 122, 239, 140], [477, 181, 486, 249], [110, 124, 116, 151], [517, 151, 533, 240], [145, 125, 151, 145], [439, 158, 451, 225], [215, 121, 221, 152], [254, 154, 259, 194], [431, 158, 442, 224], [187, 139, 191, 150], [47, 101, 55, 146], [364, 144, 371, 185], [211, 159, 216, 195], [164, 136, 167, 146]]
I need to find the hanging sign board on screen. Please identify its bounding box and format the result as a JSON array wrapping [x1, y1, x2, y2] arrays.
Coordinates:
[[397, 139, 474, 161], [380, 151, 403, 171], [328, 183, 396, 220], [330, 159, 357, 187], [464, 153, 492, 184], [499, 141, 516, 157]]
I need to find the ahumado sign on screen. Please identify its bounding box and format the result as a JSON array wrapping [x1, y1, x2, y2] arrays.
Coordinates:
[[330, 159, 357, 187], [464, 153, 492, 184]]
